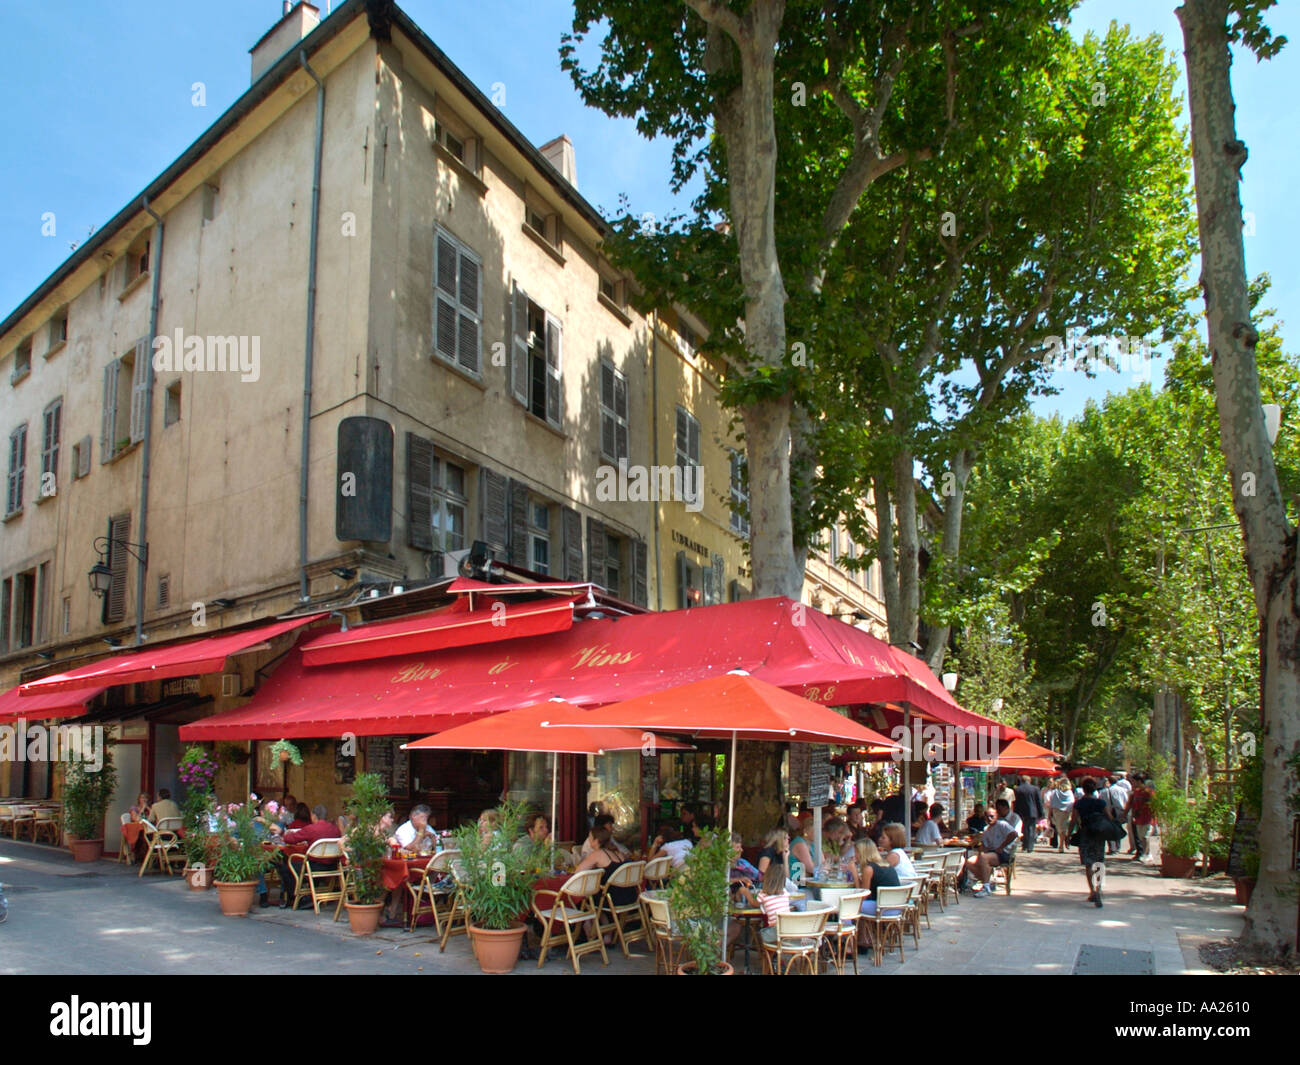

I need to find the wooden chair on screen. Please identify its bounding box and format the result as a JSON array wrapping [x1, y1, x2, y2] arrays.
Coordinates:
[[438, 857, 470, 952], [0, 806, 13, 838], [533, 868, 608, 974], [642, 855, 673, 890], [940, 850, 966, 906], [32, 807, 60, 844], [824, 890, 869, 975], [991, 851, 1016, 895], [286, 838, 347, 917], [861, 886, 911, 966], [597, 859, 647, 958], [117, 813, 135, 864], [901, 874, 931, 931], [914, 861, 944, 913], [7, 805, 36, 841], [760, 905, 831, 975], [407, 849, 459, 935], [642, 893, 685, 975], [138, 820, 186, 876]]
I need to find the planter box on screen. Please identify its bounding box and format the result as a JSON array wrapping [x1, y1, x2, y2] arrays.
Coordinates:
[[1160, 853, 1198, 878]]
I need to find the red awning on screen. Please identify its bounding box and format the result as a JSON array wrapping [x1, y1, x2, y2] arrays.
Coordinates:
[[180, 597, 1018, 742], [18, 614, 325, 697], [0, 683, 107, 724], [298, 597, 579, 667]]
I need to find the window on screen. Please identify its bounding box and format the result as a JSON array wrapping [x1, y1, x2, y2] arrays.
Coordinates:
[[529, 500, 551, 575], [432, 459, 467, 553], [677, 317, 700, 358], [599, 361, 629, 463], [11, 569, 36, 648], [604, 532, 622, 595], [433, 226, 481, 374], [11, 338, 32, 384], [164, 381, 182, 427], [510, 283, 563, 429], [675, 407, 700, 471], [101, 340, 148, 461], [61, 596, 71, 636], [729, 450, 749, 536], [71, 436, 92, 479], [407, 434, 471, 554], [6, 423, 26, 515], [828, 525, 838, 565], [36, 561, 50, 644], [121, 236, 150, 290], [49, 311, 68, 352], [598, 274, 626, 314], [40, 399, 60, 498], [435, 120, 465, 162]]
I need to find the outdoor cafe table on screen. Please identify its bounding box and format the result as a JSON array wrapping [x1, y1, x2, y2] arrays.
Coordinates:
[[382, 855, 431, 892]]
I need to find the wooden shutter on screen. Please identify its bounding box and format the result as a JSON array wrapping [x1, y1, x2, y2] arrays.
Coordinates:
[[544, 312, 562, 428], [457, 250, 480, 372], [106, 512, 131, 623], [42, 400, 61, 480], [435, 230, 459, 362], [632, 538, 648, 607], [614, 370, 628, 461], [600, 362, 616, 459], [688, 415, 700, 465], [675, 407, 688, 464], [561, 506, 584, 581], [507, 479, 530, 567], [129, 338, 149, 443], [587, 516, 606, 584], [479, 467, 509, 559], [511, 282, 529, 406], [101, 359, 119, 462], [6, 427, 24, 513], [406, 433, 434, 550]]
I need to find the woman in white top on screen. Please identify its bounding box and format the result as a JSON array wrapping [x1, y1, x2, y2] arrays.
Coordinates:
[[882, 823, 918, 877]]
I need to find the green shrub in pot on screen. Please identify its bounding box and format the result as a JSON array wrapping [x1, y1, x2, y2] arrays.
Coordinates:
[[343, 772, 389, 904]]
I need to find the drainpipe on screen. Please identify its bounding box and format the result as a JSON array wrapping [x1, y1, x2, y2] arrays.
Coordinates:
[[298, 51, 325, 602], [135, 197, 164, 646], [650, 312, 662, 611]]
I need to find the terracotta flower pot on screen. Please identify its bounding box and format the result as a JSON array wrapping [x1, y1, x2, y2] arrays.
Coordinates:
[[70, 838, 103, 863], [214, 880, 259, 916], [676, 961, 735, 975], [185, 865, 214, 890], [1233, 876, 1256, 906], [345, 902, 385, 935], [1208, 856, 1228, 874], [1160, 853, 1198, 879], [279, 751, 291, 763], [467, 924, 527, 974]]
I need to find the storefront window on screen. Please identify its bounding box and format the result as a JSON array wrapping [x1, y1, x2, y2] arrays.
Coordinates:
[[505, 751, 552, 813], [587, 751, 639, 846]]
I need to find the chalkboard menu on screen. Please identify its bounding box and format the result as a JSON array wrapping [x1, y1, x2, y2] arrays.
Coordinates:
[[1227, 802, 1259, 878], [789, 744, 810, 799], [334, 741, 355, 785], [390, 738, 410, 795], [367, 737, 411, 796], [808, 745, 832, 807], [641, 753, 659, 803]]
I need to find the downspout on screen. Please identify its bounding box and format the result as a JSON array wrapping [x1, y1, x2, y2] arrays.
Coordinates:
[[135, 197, 164, 646], [650, 312, 662, 611], [298, 51, 325, 602]]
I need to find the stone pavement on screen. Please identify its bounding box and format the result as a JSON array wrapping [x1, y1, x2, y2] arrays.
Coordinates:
[[0, 836, 1242, 975]]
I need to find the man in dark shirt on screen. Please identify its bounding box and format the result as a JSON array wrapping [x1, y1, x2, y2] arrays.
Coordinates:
[[1012, 776, 1043, 853], [881, 793, 907, 825], [965, 802, 989, 835], [270, 804, 341, 908]]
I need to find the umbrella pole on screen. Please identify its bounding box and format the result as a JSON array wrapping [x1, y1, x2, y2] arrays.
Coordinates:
[[903, 709, 912, 849], [721, 731, 737, 972], [551, 753, 557, 856]]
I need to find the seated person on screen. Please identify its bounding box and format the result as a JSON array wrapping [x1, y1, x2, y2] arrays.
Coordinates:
[[965, 803, 989, 835], [678, 804, 697, 841], [270, 804, 342, 908], [915, 805, 944, 845], [389, 803, 436, 855], [648, 824, 693, 868], [753, 862, 792, 944], [729, 830, 761, 885], [288, 803, 311, 830], [756, 828, 788, 879], [280, 795, 299, 827], [150, 789, 181, 823], [967, 799, 1018, 896], [581, 814, 630, 858], [853, 838, 902, 917], [881, 823, 918, 877], [133, 793, 152, 823]]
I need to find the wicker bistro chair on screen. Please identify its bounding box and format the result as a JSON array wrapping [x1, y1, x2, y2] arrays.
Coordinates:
[[534, 868, 609, 974], [0, 806, 13, 838], [407, 849, 459, 935], [438, 857, 471, 952], [6, 805, 36, 841], [990, 845, 1017, 895], [138, 820, 186, 877], [285, 838, 348, 917], [939, 850, 966, 906], [117, 813, 135, 864], [900, 874, 932, 931], [642, 855, 673, 890], [913, 861, 944, 914], [642, 893, 686, 975], [32, 806, 61, 845], [597, 859, 648, 959], [861, 885, 912, 966], [760, 904, 832, 975], [824, 890, 870, 975]]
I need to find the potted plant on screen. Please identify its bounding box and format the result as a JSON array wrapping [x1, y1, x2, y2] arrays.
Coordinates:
[[1159, 820, 1201, 878], [668, 827, 735, 975], [211, 801, 275, 915], [62, 745, 118, 862], [178, 746, 220, 888], [450, 800, 546, 973], [341, 771, 389, 935], [269, 739, 303, 766]]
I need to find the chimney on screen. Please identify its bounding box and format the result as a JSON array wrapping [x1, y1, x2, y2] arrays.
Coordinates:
[[250, 2, 322, 84], [539, 135, 578, 190]]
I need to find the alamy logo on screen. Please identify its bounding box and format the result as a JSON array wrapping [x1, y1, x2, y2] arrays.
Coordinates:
[[595, 459, 703, 512], [889, 722, 999, 764], [50, 997, 151, 1045], [152, 327, 260, 382], [0, 721, 104, 772]]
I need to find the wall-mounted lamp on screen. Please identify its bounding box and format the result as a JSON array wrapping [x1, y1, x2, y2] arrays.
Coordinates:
[[88, 535, 147, 599]]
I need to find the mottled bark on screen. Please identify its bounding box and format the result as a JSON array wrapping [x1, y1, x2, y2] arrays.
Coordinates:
[[1178, 0, 1299, 957], [924, 449, 972, 671]]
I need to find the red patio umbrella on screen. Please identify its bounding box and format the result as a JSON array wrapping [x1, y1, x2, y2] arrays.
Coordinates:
[[403, 701, 692, 837], [1067, 766, 1110, 780]]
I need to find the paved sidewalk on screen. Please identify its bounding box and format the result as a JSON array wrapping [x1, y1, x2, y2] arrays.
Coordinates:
[[0, 837, 1242, 975]]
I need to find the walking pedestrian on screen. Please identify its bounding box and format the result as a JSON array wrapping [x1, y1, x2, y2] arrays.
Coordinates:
[[1012, 775, 1043, 853], [1069, 778, 1114, 908], [1048, 776, 1075, 852], [1128, 776, 1156, 860]]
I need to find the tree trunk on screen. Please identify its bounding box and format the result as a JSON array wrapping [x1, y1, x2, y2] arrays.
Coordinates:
[[891, 447, 921, 648], [1178, 0, 1299, 957], [874, 473, 902, 634], [924, 449, 972, 671], [728, 739, 785, 843]]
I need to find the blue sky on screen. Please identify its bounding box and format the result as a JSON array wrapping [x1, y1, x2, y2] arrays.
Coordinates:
[[0, 0, 1294, 421]]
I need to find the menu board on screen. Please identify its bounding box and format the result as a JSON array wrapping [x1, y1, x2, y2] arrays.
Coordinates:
[[641, 753, 659, 804], [334, 740, 355, 785], [808, 745, 832, 807], [367, 737, 411, 796], [788, 744, 810, 799], [390, 738, 410, 795]]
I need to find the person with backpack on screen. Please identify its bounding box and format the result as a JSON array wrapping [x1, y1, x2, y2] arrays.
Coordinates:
[[1070, 777, 1120, 908], [1101, 775, 1130, 855]]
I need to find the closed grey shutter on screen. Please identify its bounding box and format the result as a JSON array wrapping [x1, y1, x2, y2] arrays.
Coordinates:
[[511, 282, 529, 406], [101, 360, 119, 462], [435, 231, 459, 362], [507, 478, 530, 567], [479, 467, 509, 558], [406, 433, 434, 550], [587, 516, 606, 584], [614, 370, 628, 461], [561, 506, 584, 581], [42, 401, 61, 477], [600, 362, 616, 459], [106, 512, 131, 623], [688, 416, 700, 465], [457, 252, 480, 372], [632, 538, 648, 607], [129, 338, 149, 443], [544, 313, 562, 428]]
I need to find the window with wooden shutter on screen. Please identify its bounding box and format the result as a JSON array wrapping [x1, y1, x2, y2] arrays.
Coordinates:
[[6, 424, 26, 515], [586, 517, 606, 585], [433, 226, 481, 374], [561, 506, 584, 581], [632, 538, 648, 607], [511, 282, 529, 406], [675, 407, 700, 470], [100, 359, 119, 463], [105, 512, 131, 624], [544, 313, 562, 429], [407, 433, 435, 550], [479, 467, 509, 559], [729, 450, 749, 536], [41, 399, 61, 498], [0, 579, 10, 651], [599, 362, 629, 463], [507, 479, 530, 567]]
